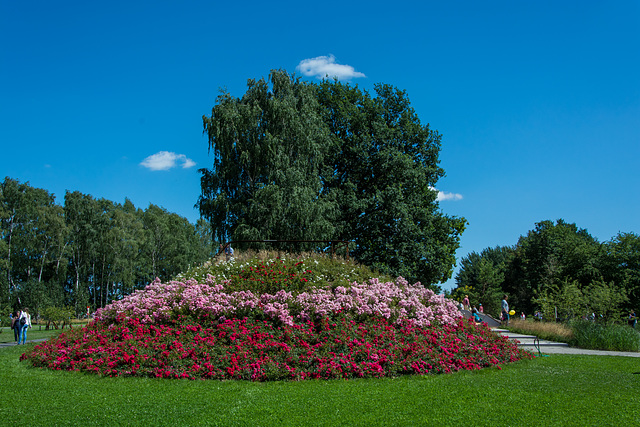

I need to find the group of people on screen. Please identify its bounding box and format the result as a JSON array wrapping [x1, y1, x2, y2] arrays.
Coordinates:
[[462, 295, 484, 313], [459, 294, 516, 326], [459, 295, 487, 324], [471, 305, 485, 324], [461, 294, 638, 329], [10, 309, 32, 345]]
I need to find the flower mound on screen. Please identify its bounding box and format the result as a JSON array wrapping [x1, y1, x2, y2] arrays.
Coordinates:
[[21, 270, 533, 380]]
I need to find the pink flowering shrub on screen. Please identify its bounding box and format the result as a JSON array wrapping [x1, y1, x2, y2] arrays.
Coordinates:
[[94, 276, 462, 329], [21, 256, 533, 380]]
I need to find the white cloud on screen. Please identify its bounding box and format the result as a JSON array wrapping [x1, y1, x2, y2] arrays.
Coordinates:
[[181, 157, 196, 169], [140, 151, 196, 171], [297, 55, 366, 80], [437, 191, 463, 201], [430, 186, 463, 202]]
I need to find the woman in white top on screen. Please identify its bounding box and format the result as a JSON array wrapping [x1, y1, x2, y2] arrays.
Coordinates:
[[18, 308, 32, 345]]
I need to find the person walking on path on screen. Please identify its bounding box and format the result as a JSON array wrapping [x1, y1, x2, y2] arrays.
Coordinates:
[[501, 295, 510, 326], [463, 295, 470, 311], [11, 310, 21, 343], [478, 303, 483, 313], [18, 308, 31, 345]]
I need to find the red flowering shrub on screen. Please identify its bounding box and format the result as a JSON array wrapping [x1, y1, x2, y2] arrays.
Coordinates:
[[22, 316, 530, 381]]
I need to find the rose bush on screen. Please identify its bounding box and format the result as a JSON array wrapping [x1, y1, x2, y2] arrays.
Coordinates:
[[23, 315, 527, 381]]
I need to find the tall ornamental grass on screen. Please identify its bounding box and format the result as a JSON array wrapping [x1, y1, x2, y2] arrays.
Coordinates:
[[569, 320, 640, 352], [508, 318, 640, 352], [507, 319, 574, 343]]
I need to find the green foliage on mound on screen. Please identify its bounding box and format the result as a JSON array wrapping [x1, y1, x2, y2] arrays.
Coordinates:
[[177, 250, 395, 294]]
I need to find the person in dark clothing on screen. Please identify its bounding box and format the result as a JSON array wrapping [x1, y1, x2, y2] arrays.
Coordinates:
[[11, 310, 21, 342]]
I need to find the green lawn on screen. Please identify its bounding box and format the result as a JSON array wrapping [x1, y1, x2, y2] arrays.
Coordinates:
[[0, 326, 66, 343], [3, 344, 639, 426]]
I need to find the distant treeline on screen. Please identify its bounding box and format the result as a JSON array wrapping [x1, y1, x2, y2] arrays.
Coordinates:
[[1, 177, 215, 318], [450, 219, 639, 321]]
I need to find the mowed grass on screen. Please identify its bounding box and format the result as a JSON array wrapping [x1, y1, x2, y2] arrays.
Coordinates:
[[3, 344, 639, 426], [0, 326, 66, 343], [1, 319, 90, 343]]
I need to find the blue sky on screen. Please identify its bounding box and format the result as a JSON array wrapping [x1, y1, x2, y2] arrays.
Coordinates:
[[2, 1, 638, 290]]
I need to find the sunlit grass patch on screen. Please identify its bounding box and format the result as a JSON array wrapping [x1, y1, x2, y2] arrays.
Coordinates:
[[507, 319, 574, 342]]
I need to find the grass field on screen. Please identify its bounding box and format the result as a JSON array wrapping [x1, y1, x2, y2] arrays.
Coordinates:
[[3, 343, 639, 426], [0, 326, 67, 344]]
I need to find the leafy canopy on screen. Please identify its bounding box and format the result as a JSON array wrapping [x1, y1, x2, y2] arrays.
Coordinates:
[[453, 219, 639, 319], [198, 70, 466, 288]]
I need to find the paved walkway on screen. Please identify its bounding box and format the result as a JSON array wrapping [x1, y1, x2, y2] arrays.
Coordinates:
[[461, 309, 501, 327], [493, 328, 640, 357]]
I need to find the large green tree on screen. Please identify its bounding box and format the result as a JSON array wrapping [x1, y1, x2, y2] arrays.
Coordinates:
[[142, 204, 201, 282], [198, 70, 466, 287], [2, 178, 212, 316], [316, 79, 466, 286], [503, 219, 605, 314], [64, 190, 99, 311], [101, 199, 144, 302], [453, 220, 638, 318], [198, 70, 336, 250], [1, 178, 66, 310], [1, 178, 71, 316]]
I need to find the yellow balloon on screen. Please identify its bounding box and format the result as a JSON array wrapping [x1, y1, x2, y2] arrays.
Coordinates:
[[509, 310, 515, 316]]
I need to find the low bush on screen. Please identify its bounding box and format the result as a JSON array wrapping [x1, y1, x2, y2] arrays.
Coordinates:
[[94, 276, 461, 329]]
